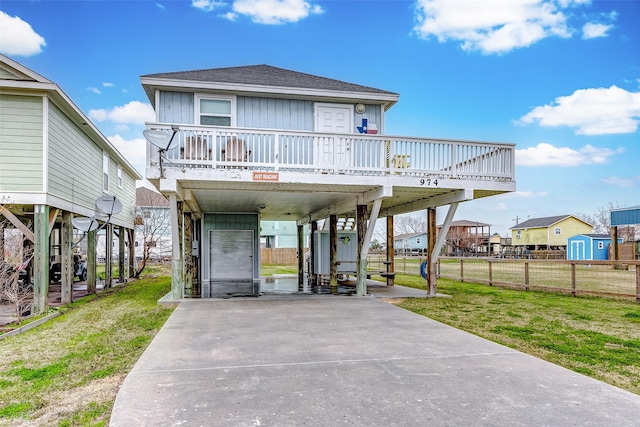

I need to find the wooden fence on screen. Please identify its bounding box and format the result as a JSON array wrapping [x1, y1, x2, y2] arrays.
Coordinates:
[[437, 258, 640, 302], [261, 248, 298, 265]]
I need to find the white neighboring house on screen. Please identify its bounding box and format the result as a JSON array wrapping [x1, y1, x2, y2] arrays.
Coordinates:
[[134, 187, 171, 262]]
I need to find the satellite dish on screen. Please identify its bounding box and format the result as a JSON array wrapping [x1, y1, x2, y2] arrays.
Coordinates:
[[72, 216, 99, 232], [96, 195, 123, 216], [143, 128, 178, 150]]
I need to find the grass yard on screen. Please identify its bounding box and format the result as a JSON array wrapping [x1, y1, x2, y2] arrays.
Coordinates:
[[393, 273, 640, 395], [0, 275, 173, 426]]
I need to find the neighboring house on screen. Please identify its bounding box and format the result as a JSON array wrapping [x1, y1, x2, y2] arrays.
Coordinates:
[[437, 220, 492, 255], [140, 64, 516, 299], [394, 232, 427, 254], [510, 215, 592, 250], [0, 54, 141, 313], [134, 187, 171, 261], [489, 233, 511, 255], [260, 221, 307, 249], [567, 234, 623, 261]]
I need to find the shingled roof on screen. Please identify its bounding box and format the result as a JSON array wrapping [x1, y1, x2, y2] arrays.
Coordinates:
[[510, 215, 577, 229], [141, 64, 398, 96]]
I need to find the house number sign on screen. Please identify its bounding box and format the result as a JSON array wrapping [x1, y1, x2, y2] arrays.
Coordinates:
[[419, 178, 438, 186]]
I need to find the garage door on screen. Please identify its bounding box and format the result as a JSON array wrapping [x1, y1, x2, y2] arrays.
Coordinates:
[[209, 230, 255, 297]]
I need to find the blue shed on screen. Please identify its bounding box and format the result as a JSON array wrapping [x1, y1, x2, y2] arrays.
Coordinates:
[[567, 234, 623, 261]]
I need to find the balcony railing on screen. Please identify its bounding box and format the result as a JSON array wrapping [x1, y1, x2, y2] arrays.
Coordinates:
[[146, 123, 515, 181]]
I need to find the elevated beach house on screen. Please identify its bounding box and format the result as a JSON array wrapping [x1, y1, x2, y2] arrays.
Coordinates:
[[140, 65, 516, 299], [0, 54, 141, 314], [510, 215, 593, 251]]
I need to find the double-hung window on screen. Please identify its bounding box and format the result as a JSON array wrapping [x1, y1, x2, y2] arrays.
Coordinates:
[[196, 95, 234, 126], [103, 152, 110, 193]]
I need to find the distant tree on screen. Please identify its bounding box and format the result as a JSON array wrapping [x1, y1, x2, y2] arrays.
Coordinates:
[[134, 189, 171, 277]]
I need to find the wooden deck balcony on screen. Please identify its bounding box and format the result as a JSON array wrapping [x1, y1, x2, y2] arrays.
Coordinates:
[[145, 123, 515, 184]]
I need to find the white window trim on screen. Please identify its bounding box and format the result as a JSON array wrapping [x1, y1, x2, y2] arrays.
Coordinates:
[[195, 94, 236, 127], [102, 152, 110, 193], [598, 241, 604, 250], [555, 227, 561, 235]]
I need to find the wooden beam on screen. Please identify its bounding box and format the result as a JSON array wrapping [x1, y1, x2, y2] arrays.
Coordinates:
[[0, 205, 34, 242], [386, 216, 395, 286], [427, 208, 437, 296], [32, 205, 49, 314], [356, 204, 368, 296], [297, 224, 304, 291], [329, 214, 338, 293]]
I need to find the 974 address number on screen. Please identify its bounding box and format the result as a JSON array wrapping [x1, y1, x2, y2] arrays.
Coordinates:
[[419, 178, 438, 186]]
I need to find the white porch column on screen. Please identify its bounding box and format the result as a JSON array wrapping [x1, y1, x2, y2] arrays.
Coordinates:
[[356, 198, 382, 296]]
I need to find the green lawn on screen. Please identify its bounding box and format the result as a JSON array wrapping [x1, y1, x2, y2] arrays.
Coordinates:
[[0, 276, 173, 426], [392, 273, 640, 395]]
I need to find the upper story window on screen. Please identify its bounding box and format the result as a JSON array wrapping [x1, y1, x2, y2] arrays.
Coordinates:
[[516, 230, 522, 239], [103, 152, 110, 193], [196, 95, 234, 126], [117, 165, 123, 189], [554, 227, 561, 235]]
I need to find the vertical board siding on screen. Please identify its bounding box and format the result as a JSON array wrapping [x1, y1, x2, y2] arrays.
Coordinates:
[[0, 94, 44, 191], [611, 208, 640, 227], [237, 96, 314, 131], [159, 91, 194, 124]]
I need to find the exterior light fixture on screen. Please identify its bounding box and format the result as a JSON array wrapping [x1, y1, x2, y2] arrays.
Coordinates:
[[355, 103, 366, 114]]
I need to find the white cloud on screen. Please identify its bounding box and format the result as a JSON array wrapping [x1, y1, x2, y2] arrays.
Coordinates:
[[582, 22, 612, 39], [102, 82, 115, 88], [87, 87, 101, 94], [108, 135, 147, 175], [89, 101, 155, 125], [412, 0, 591, 54], [233, 0, 323, 24], [192, 0, 226, 12], [0, 11, 46, 56], [515, 142, 623, 167], [517, 86, 640, 135], [601, 176, 640, 188]]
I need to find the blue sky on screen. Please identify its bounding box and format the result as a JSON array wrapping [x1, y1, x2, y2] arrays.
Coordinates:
[[1, 0, 639, 235]]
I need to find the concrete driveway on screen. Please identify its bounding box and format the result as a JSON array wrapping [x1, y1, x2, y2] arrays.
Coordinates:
[[110, 292, 640, 426]]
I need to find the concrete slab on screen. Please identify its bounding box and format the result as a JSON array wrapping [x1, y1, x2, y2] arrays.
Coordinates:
[[110, 296, 640, 426]]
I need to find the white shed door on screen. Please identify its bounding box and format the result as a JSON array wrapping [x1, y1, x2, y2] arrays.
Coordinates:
[[210, 230, 254, 296]]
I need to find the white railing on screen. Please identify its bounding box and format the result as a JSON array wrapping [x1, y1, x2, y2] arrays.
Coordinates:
[[145, 123, 515, 181]]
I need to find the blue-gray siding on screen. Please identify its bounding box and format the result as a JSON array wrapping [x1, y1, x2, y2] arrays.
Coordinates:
[[611, 207, 640, 227]]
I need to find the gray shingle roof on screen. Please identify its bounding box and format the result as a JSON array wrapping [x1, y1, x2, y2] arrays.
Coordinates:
[[141, 64, 398, 96], [510, 215, 573, 229]]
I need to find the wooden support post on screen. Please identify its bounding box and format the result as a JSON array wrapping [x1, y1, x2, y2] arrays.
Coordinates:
[[127, 228, 135, 278], [32, 205, 49, 314], [61, 211, 73, 304], [184, 213, 193, 296], [427, 207, 437, 296], [636, 264, 640, 303], [386, 216, 395, 286], [87, 229, 96, 294], [310, 221, 317, 289], [105, 223, 113, 289], [356, 204, 368, 296], [611, 226, 619, 261], [571, 263, 576, 297], [118, 226, 125, 283], [297, 224, 304, 291], [329, 214, 338, 294], [169, 194, 184, 300], [525, 262, 530, 291]]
